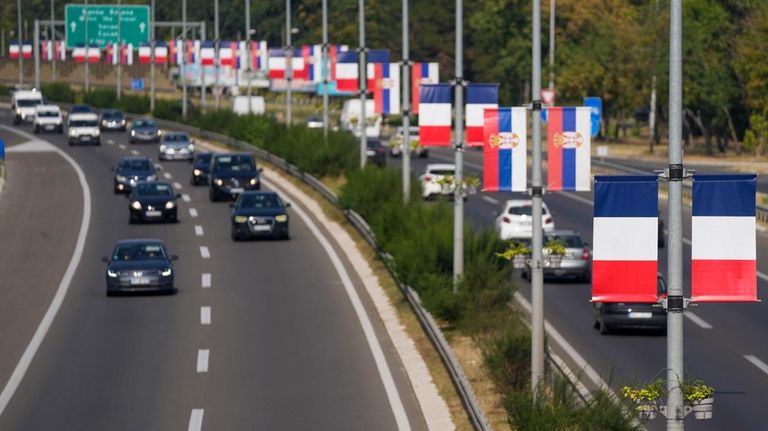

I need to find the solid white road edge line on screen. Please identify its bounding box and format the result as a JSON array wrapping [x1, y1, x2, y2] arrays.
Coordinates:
[[481, 196, 499, 205], [201, 307, 211, 325], [199, 246, 210, 259], [685, 312, 713, 329], [0, 125, 92, 418], [197, 349, 209, 373], [189, 208, 198, 217], [262, 177, 412, 431], [187, 409, 204, 431], [194, 225, 204, 236], [201, 273, 211, 288], [744, 355, 768, 377]]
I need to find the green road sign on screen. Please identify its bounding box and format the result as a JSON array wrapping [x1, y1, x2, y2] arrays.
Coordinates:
[[65, 4, 150, 49]]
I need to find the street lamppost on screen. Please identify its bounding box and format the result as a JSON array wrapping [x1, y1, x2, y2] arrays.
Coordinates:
[[17, 0, 23, 86], [285, 0, 293, 127], [452, 0, 464, 291], [401, 0, 411, 203], [245, 0, 252, 114]]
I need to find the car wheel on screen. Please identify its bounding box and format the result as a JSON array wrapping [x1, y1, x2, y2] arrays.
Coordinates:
[[598, 319, 611, 335], [231, 225, 240, 241], [106, 290, 115, 297], [209, 189, 218, 202], [129, 215, 136, 224], [33, 126, 39, 134]]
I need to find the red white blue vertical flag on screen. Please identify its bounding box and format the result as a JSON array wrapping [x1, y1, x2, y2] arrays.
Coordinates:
[[219, 41, 235, 67], [418, 84, 452, 147], [121, 43, 134, 65], [692, 174, 758, 302], [301, 45, 320, 82], [154, 41, 168, 64], [592, 175, 659, 302], [200, 41, 215, 66], [547, 106, 592, 191], [87, 44, 101, 63], [55, 41, 66, 61], [170, 40, 183, 65], [73, 44, 86, 63], [8, 41, 20, 59], [42, 41, 53, 61], [335, 51, 359, 92], [366, 49, 390, 90], [373, 63, 400, 115], [482, 107, 527, 192], [466, 84, 499, 147], [138, 42, 151, 64], [411, 62, 439, 114], [22, 42, 32, 59], [251, 41, 268, 71], [106, 42, 115, 64]]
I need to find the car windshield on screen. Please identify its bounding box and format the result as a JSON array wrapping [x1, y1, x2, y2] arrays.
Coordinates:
[[429, 169, 455, 176], [102, 111, 123, 119], [71, 106, 91, 113], [507, 204, 549, 215], [112, 243, 167, 261], [195, 154, 213, 164], [134, 183, 173, 196], [17, 99, 41, 107], [238, 193, 281, 209], [37, 111, 59, 117], [214, 155, 255, 172], [70, 120, 98, 127], [544, 234, 584, 248], [366, 140, 382, 148], [134, 120, 156, 128], [164, 134, 189, 143], [119, 159, 152, 171]]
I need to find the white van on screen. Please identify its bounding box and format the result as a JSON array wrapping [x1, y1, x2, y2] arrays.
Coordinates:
[[12, 89, 45, 124], [232, 96, 265, 116], [340, 99, 381, 138], [33, 105, 64, 134], [68, 112, 101, 145]]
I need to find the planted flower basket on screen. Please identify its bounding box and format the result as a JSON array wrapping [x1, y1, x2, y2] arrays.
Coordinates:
[[691, 397, 714, 420], [496, 241, 531, 269], [685, 380, 715, 420], [637, 402, 658, 420], [544, 238, 567, 268], [512, 254, 528, 269]]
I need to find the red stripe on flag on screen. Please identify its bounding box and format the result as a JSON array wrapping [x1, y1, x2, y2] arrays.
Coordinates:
[[483, 109, 500, 191], [419, 126, 451, 147], [373, 63, 384, 114], [336, 78, 358, 92], [269, 70, 285, 79], [466, 126, 484, 148], [411, 64, 420, 114], [692, 259, 757, 302], [547, 107, 563, 190], [591, 260, 658, 302]]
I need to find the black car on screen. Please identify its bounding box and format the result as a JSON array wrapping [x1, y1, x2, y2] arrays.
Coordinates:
[[230, 191, 290, 240], [128, 118, 161, 143], [190, 152, 213, 186], [366, 138, 387, 168], [99, 109, 127, 131], [128, 181, 180, 223], [103, 239, 177, 296], [114, 156, 157, 194], [593, 275, 667, 335], [69, 104, 93, 115], [209, 153, 262, 201]]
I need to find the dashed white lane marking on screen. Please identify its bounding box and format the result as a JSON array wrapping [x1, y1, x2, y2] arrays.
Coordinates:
[[194, 225, 204, 236], [187, 409, 204, 431], [163, 172, 172, 179], [182, 194, 191, 202], [107, 139, 115, 145], [685, 312, 713, 329], [130, 149, 139, 156], [196, 349, 209, 373], [118, 144, 126, 150], [201, 307, 211, 325], [201, 273, 211, 288], [189, 208, 198, 217], [199, 246, 210, 259], [745, 355, 768, 377], [482, 196, 499, 205], [154, 163, 162, 170], [173, 182, 182, 190]]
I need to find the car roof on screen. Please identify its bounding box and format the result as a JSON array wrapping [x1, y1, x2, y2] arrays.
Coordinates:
[[13, 90, 42, 99], [101, 108, 121, 113], [503, 199, 549, 207], [115, 238, 165, 245], [214, 152, 251, 157], [163, 131, 189, 137], [426, 163, 455, 170], [240, 190, 277, 196], [35, 104, 60, 111]]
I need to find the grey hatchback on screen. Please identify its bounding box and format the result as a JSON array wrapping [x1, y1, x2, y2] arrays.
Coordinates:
[[593, 275, 667, 335], [520, 229, 591, 282]]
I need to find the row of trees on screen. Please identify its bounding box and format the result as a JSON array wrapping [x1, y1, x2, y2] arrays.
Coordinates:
[[4, 0, 767, 155]]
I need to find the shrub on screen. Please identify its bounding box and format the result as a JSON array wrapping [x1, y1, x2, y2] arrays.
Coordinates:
[[41, 82, 76, 103], [118, 94, 150, 114], [83, 88, 117, 108]]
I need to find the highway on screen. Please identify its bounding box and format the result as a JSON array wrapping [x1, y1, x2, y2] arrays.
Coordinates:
[[398, 146, 768, 431], [0, 112, 430, 431]]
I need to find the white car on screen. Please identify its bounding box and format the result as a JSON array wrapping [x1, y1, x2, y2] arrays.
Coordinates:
[[419, 163, 460, 200], [33, 105, 63, 134], [11, 89, 44, 124], [494, 199, 555, 240], [389, 126, 428, 158], [67, 112, 101, 145]]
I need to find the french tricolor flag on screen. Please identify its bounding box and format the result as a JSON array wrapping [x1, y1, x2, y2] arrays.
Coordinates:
[[87, 44, 101, 63], [301, 45, 322, 82], [200, 41, 215, 66], [170, 40, 183, 65], [9, 41, 20, 59], [251, 41, 268, 71], [219, 41, 235, 67], [335, 51, 359, 92], [411, 62, 439, 114], [106, 42, 116, 64], [22, 42, 33, 59], [73, 44, 86, 63], [138, 43, 151, 64], [466, 84, 499, 147], [418, 84, 452, 147], [373, 63, 400, 115], [692, 174, 758, 302], [482, 107, 527, 192], [547, 106, 591, 191], [592, 175, 659, 302], [267, 48, 287, 79], [42, 41, 53, 61], [154, 41, 168, 64]]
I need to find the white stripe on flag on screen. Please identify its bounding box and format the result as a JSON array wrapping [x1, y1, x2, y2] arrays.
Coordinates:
[[466, 103, 497, 127], [335, 63, 357, 79], [511, 107, 528, 191], [593, 217, 658, 261], [387, 63, 401, 115], [269, 57, 286, 70], [419, 104, 452, 126], [575, 107, 592, 191], [692, 216, 756, 260]]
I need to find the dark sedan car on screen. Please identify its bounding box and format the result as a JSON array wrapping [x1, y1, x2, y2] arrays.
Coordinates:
[[593, 275, 667, 335], [190, 152, 213, 186], [128, 181, 179, 223], [128, 118, 162, 143], [103, 239, 177, 296], [231, 191, 290, 240], [366, 138, 387, 168], [99, 109, 127, 131], [114, 156, 157, 193], [209, 153, 262, 201]]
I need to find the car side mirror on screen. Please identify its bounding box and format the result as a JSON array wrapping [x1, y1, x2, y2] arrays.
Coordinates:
[[170, 255, 179, 261], [584, 241, 590, 247], [285, 202, 291, 208], [176, 193, 182, 198], [101, 256, 110, 263], [228, 203, 235, 208], [188, 158, 194, 163], [258, 167, 264, 173]]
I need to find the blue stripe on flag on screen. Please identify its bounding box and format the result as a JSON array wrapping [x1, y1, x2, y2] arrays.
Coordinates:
[[692, 174, 756, 217], [420, 63, 429, 78], [563, 107, 576, 131], [338, 51, 357, 63], [368, 49, 389, 63], [498, 108, 512, 132], [498, 149, 512, 191], [466, 84, 499, 104], [594, 176, 658, 217], [420, 84, 452, 104], [562, 148, 576, 190], [382, 64, 390, 113]]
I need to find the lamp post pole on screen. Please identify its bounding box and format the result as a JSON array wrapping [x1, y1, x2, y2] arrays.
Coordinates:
[[452, 0, 464, 291], [358, 0, 367, 168], [214, 0, 220, 110], [150, 0, 155, 112], [182, 0, 187, 119], [17, 0, 23, 86], [322, 0, 329, 138], [245, 0, 252, 114], [84, 0, 89, 92], [51, 0, 56, 80], [285, 0, 293, 126], [401, 0, 411, 202], [116, 0, 122, 99]]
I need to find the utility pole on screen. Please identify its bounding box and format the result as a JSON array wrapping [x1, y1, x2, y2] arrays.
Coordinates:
[[201, 21, 207, 112], [401, 0, 411, 202], [452, 0, 464, 291], [548, 0, 555, 90], [214, 0, 220, 110], [530, 0, 545, 398], [34, 20, 40, 88], [286, 0, 293, 126], [182, 0, 187, 119], [358, 0, 367, 168], [150, 0, 155, 112], [51, 0, 56, 81], [322, 0, 329, 138], [245, 0, 252, 114], [17, 0, 23, 86], [116, 0, 122, 99], [665, 0, 685, 428], [84, 0, 89, 93]]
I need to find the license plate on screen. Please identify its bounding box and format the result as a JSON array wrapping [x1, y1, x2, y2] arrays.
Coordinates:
[[45, 125, 55, 130], [230, 188, 244, 194], [252, 225, 271, 232], [81, 136, 91, 141], [628, 312, 652, 319], [130, 277, 150, 285], [145, 210, 162, 217], [366, 150, 376, 156]]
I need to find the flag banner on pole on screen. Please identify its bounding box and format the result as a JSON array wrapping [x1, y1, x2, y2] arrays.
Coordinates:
[[692, 174, 758, 302], [373, 63, 400, 115], [250, 41, 268, 71], [482, 107, 527, 192], [138, 42, 151, 64], [219, 41, 235, 67], [200, 41, 215, 66], [55, 41, 66, 61], [301, 45, 321, 82], [154, 41, 168, 64], [592, 175, 659, 303], [170, 40, 182, 65], [547, 106, 592, 191], [121, 43, 134, 65], [466, 83, 499, 147], [105, 43, 114, 64], [87, 44, 101, 63], [22, 41, 32, 59], [366, 49, 390, 91], [109, 42, 119, 65], [267, 48, 288, 79], [328, 45, 349, 81], [42, 41, 53, 61], [411, 62, 440, 114], [185, 40, 196, 64], [418, 84, 452, 147], [9, 41, 20, 59], [237, 41, 246, 70], [335, 51, 359, 92], [73, 44, 86, 63], [291, 49, 307, 80]]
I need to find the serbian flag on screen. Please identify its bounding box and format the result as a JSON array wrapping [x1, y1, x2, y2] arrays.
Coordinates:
[[186, 40, 199, 64], [154, 41, 168, 64], [419, 84, 452, 147], [170, 40, 183, 64], [73, 44, 86, 62], [483, 107, 527, 192], [692, 174, 758, 302], [121, 43, 134, 65], [42, 41, 53, 61], [366, 49, 390, 90], [200, 41, 215, 66], [547, 106, 591, 191], [592, 175, 659, 303], [219, 41, 235, 67], [411, 62, 440, 114], [373, 63, 400, 115], [236, 41, 246, 69], [250, 41, 268, 71], [301, 45, 321, 82], [55, 41, 66, 61], [106, 43, 115, 64], [9, 41, 20, 59], [466, 84, 499, 147], [328, 45, 350, 81], [138, 43, 151, 63], [22, 42, 33, 59], [335, 51, 359, 92]]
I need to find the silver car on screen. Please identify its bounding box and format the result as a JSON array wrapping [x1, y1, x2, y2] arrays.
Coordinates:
[[521, 229, 591, 282], [159, 132, 195, 161]]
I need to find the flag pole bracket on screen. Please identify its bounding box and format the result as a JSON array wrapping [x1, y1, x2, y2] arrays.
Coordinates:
[[662, 295, 690, 311]]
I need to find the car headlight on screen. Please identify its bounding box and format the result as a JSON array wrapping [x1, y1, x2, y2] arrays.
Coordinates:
[[159, 145, 167, 152], [215, 179, 224, 186], [249, 178, 258, 186], [102, 120, 109, 126], [121, 119, 126, 125], [193, 169, 202, 176], [93, 129, 100, 136], [130, 130, 136, 136], [68, 129, 77, 136], [157, 130, 163, 136], [131, 201, 142, 210], [160, 268, 172, 277], [187, 144, 195, 151], [164, 201, 175, 209], [275, 215, 288, 223], [234, 215, 248, 223], [15, 108, 21, 114], [147, 175, 157, 181], [116, 175, 127, 182], [107, 269, 118, 278]]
